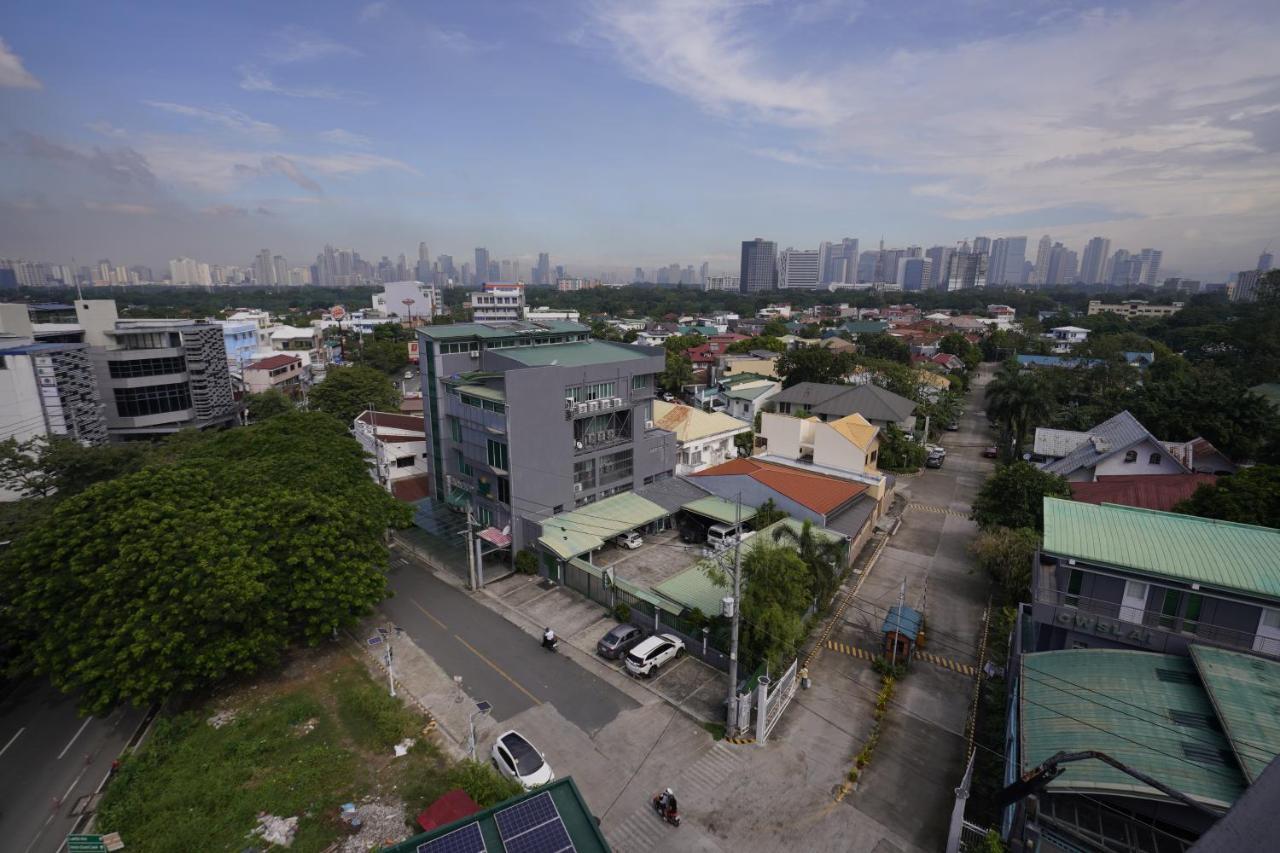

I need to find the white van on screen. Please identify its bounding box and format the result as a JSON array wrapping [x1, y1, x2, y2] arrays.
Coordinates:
[[706, 523, 747, 550]]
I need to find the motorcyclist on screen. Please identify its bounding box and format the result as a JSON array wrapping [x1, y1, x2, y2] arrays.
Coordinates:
[[542, 627, 557, 648], [657, 788, 678, 816]]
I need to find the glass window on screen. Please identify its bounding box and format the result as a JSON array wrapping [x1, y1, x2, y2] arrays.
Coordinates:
[[113, 383, 192, 418], [454, 449, 473, 476], [1124, 450, 1137, 463], [449, 417, 463, 442], [108, 356, 187, 378], [1065, 569, 1083, 607], [1149, 453, 1162, 464], [486, 440, 509, 470], [585, 381, 616, 401], [476, 505, 493, 527], [496, 477, 510, 505], [482, 400, 505, 414], [395, 456, 414, 468], [1159, 589, 1182, 629], [461, 394, 482, 408], [632, 374, 648, 390]]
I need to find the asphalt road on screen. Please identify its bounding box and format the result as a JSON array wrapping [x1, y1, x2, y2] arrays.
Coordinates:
[[384, 552, 638, 734], [0, 680, 146, 853]]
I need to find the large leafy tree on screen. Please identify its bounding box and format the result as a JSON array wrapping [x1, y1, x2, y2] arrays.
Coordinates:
[[0, 413, 410, 712], [859, 333, 911, 364], [969, 527, 1041, 606], [0, 435, 150, 500], [308, 365, 400, 424], [971, 461, 1072, 532], [1174, 466, 1280, 528], [740, 544, 811, 671], [878, 424, 926, 472], [985, 360, 1054, 462], [775, 345, 855, 387], [242, 389, 296, 423]]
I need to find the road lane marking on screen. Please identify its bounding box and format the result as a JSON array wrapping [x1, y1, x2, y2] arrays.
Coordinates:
[[451, 634, 543, 706], [1, 726, 25, 758], [409, 598, 450, 630], [56, 717, 93, 761]]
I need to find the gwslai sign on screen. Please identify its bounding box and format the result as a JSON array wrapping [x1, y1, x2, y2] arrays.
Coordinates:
[[1057, 611, 1154, 644]]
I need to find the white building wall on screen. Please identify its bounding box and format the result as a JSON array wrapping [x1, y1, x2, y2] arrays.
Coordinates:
[[1091, 439, 1188, 480], [813, 424, 869, 474]]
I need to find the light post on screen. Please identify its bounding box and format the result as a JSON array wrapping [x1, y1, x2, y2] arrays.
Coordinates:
[[383, 624, 402, 698], [468, 700, 492, 761], [402, 298, 416, 326]]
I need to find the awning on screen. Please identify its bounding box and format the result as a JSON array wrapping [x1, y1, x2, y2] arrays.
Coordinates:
[[536, 492, 669, 561], [478, 527, 511, 548], [681, 496, 757, 526], [445, 487, 470, 509]]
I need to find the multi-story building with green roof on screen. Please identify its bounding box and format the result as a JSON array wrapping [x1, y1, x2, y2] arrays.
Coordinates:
[[1031, 497, 1280, 661]]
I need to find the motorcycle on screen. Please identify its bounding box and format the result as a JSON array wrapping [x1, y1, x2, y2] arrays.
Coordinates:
[[651, 793, 681, 827], [541, 634, 559, 653]]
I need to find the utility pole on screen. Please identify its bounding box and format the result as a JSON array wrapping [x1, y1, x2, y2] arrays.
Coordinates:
[[891, 579, 906, 668], [465, 506, 478, 591], [726, 492, 744, 734]]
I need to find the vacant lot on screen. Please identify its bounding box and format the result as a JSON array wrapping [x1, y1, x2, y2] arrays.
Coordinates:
[[96, 645, 520, 852]]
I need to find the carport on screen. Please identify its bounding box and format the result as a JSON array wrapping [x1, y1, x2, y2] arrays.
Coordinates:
[[680, 495, 757, 529], [536, 492, 670, 563]]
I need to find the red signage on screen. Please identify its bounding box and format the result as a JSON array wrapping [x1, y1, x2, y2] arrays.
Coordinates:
[[330, 305, 346, 320], [408, 341, 419, 363]]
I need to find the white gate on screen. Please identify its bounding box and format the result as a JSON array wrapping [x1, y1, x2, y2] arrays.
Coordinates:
[[754, 659, 798, 744]]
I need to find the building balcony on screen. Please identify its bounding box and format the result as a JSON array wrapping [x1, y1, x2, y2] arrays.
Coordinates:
[[573, 430, 631, 455]]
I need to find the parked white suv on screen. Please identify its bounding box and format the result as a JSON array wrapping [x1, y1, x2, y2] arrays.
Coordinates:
[[615, 531, 643, 550], [625, 634, 685, 677]]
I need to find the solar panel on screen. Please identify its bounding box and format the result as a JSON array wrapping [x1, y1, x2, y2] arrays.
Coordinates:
[[494, 792, 576, 853], [416, 821, 487, 853]]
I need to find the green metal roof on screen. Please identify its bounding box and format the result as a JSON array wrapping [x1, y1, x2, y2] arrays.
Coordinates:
[[1189, 645, 1280, 784], [1042, 497, 1280, 601], [499, 340, 652, 367], [1020, 649, 1246, 810], [724, 384, 775, 401], [420, 320, 588, 340], [380, 777, 610, 853], [681, 496, 757, 525], [1248, 382, 1280, 410], [537, 492, 669, 560], [454, 384, 506, 402], [720, 372, 773, 387]]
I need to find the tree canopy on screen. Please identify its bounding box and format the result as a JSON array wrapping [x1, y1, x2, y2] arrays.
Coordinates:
[[775, 345, 856, 387], [1174, 465, 1280, 529], [969, 527, 1041, 606], [971, 461, 1072, 532], [308, 365, 401, 425], [985, 360, 1054, 461], [740, 544, 812, 671], [0, 412, 411, 713], [242, 389, 296, 423]]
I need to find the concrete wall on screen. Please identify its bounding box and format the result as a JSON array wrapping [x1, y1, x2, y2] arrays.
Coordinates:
[[758, 412, 807, 460], [1093, 438, 1187, 479]]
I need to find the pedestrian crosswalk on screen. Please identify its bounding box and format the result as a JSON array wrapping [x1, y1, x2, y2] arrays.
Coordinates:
[[606, 741, 746, 852], [906, 502, 970, 519]]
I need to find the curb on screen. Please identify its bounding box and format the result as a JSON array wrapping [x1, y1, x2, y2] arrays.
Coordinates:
[[346, 630, 448, 749], [724, 735, 756, 745], [72, 701, 163, 836]]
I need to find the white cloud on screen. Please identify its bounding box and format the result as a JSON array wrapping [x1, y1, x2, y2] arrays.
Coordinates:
[[360, 1, 390, 22], [0, 36, 41, 89], [588, 0, 1280, 267], [83, 201, 156, 215], [789, 0, 866, 25], [424, 23, 491, 54], [274, 26, 360, 63], [144, 101, 281, 140], [87, 120, 127, 138], [320, 128, 373, 147], [752, 147, 826, 168], [237, 66, 364, 102]]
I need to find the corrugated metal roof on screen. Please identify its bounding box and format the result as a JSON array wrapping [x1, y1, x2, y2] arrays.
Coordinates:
[[1189, 645, 1280, 784], [536, 492, 669, 560], [692, 457, 868, 516], [1034, 427, 1091, 458], [500, 340, 650, 367], [1021, 649, 1246, 810], [1043, 410, 1188, 477], [453, 384, 506, 402], [681, 496, 758, 525], [421, 320, 589, 340], [881, 605, 922, 640], [1069, 474, 1217, 512], [1042, 497, 1280, 600]]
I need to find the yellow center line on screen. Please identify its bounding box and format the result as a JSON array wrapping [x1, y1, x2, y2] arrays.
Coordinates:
[[452, 634, 543, 706], [410, 598, 449, 630]]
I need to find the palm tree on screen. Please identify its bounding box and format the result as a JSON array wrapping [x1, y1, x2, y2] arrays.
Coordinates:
[[985, 359, 1054, 463], [771, 519, 846, 607]]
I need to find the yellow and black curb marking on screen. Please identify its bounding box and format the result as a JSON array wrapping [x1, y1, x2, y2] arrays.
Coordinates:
[[804, 532, 890, 668], [724, 735, 756, 745], [824, 640, 875, 662], [906, 502, 969, 519], [914, 650, 977, 677]]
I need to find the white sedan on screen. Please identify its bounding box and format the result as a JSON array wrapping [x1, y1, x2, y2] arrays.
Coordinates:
[[491, 730, 554, 789]]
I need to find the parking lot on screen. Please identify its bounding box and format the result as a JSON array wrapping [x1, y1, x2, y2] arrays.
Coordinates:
[[594, 527, 707, 589]]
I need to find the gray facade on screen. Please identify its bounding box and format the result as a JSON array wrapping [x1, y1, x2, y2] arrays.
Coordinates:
[[417, 322, 677, 553], [739, 238, 777, 293], [89, 321, 239, 441]]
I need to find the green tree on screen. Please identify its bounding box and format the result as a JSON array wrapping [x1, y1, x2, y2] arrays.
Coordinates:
[[0, 436, 55, 498], [877, 424, 926, 472], [0, 412, 410, 712], [660, 350, 694, 393], [762, 319, 788, 337], [985, 360, 1054, 461], [969, 527, 1041, 606], [859, 333, 911, 364], [940, 332, 981, 371], [309, 365, 401, 424], [971, 461, 1072, 532], [740, 545, 811, 671], [775, 345, 854, 387], [1174, 465, 1280, 528], [726, 335, 785, 355], [243, 389, 296, 423], [750, 498, 787, 530], [0, 435, 151, 501], [353, 336, 411, 375], [771, 519, 845, 607]]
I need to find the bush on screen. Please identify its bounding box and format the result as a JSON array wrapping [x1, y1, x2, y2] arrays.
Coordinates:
[[514, 549, 538, 575], [969, 527, 1042, 606], [613, 602, 631, 623]]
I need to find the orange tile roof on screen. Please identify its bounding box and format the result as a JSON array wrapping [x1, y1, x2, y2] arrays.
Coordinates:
[[692, 457, 867, 515]]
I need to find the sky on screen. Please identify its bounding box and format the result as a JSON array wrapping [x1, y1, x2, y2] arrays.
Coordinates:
[[1, 0, 1278, 280]]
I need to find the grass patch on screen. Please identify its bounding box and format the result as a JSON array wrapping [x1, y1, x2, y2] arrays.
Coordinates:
[[701, 722, 726, 740], [95, 649, 517, 853]]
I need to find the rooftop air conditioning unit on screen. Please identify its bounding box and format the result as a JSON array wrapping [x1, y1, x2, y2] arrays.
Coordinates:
[[588, 401, 600, 412], [565, 397, 576, 409], [611, 397, 623, 408], [645, 420, 654, 430], [574, 483, 584, 493]]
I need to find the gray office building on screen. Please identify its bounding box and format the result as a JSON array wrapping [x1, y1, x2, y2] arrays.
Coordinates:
[[416, 321, 677, 553], [988, 237, 1027, 286], [739, 238, 778, 293]]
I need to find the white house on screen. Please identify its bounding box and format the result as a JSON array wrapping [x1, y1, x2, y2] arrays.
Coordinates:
[[524, 306, 580, 322], [1043, 325, 1090, 354], [652, 400, 750, 475], [353, 411, 431, 502], [1038, 410, 1192, 482], [373, 281, 438, 321], [635, 329, 673, 347]]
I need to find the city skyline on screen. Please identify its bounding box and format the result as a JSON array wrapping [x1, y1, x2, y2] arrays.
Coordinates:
[[1, 1, 1278, 279]]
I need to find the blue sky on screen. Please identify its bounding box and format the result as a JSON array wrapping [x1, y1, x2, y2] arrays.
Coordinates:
[[1, 0, 1277, 279]]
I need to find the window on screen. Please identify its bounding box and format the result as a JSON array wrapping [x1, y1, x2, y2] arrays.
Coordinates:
[[599, 449, 633, 485], [566, 386, 583, 403], [461, 394, 482, 408], [454, 449, 473, 477], [1184, 593, 1203, 633], [632, 374, 649, 390], [585, 381, 616, 401], [482, 400, 505, 414], [1158, 589, 1182, 629], [1149, 453, 1162, 465], [1123, 450, 1138, 463], [496, 477, 510, 505], [486, 439, 509, 470], [108, 356, 187, 378], [395, 456, 415, 468], [1065, 569, 1083, 607], [449, 417, 463, 442], [113, 383, 192, 418], [476, 505, 493, 527]]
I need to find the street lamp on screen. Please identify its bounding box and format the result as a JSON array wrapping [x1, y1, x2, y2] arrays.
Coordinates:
[[402, 297, 416, 326], [468, 700, 492, 761]]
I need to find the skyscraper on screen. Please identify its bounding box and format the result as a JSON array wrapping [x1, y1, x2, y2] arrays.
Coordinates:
[[972, 236, 991, 254], [1138, 249, 1162, 287], [778, 248, 820, 289], [739, 238, 778, 293], [1259, 249, 1274, 272], [1031, 235, 1053, 286], [925, 246, 952, 289], [536, 252, 551, 285], [254, 249, 276, 286], [1079, 237, 1111, 284], [944, 250, 988, 290], [474, 248, 490, 286], [634, 267, 645, 283], [699, 261, 709, 285], [273, 255, 288, 288], [988, 237, 1027, 286], [898, 257, 932, 291]]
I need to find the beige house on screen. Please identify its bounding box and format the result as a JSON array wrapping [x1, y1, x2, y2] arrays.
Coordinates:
[[721, 354, 779, 379], [756, 411, 886, 502], [653, 400, 751, 475]]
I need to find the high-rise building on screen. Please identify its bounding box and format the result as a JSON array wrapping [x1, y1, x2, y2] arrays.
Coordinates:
[[897, 257, 933, 292], [1044, 243, 1076, 285], [704, 275, 739, 292], [699, 261, 709, 285], [856, 251, 878, 283], [536, 253, 551, 285], [944, 250, 988, 290], [169, 257, 212, 286], [273, 255, 289, 288], [419, 242, 430, 263], [925, 246, 952, 290], [1138, 249, 1162, 287], [739, 238, 777, 293], [474, 248, 491, 286], [1079, 237, 1111, 285], [467, 283, 525, 322], [633, 267, 645, 283], [988, 237, 1027, 286], [1233, 270, 1262, 303], [500, 260, 513, 281], [778, 248, 820, 289], [1031, 235, 1053, 286], [972, 236, 991, 254], [819, 238, 858, 284], [253, 249, 276, 286], [1259, 249, 1274, 272]]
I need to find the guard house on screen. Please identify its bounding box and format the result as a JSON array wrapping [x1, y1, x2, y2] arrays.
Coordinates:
[[881, 604, 923, 663]]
